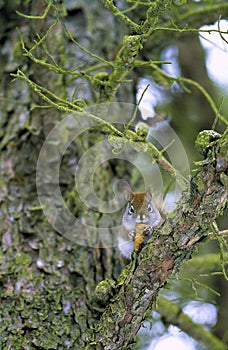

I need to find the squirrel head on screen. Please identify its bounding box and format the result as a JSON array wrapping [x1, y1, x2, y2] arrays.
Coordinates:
[[121, 190, 162, 232]]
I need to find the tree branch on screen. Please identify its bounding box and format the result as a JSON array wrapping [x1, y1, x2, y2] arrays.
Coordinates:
[[91, 130, 227, 349], [156, 296, 226, 350]]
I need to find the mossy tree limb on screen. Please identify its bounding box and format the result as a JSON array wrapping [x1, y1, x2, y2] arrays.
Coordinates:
[[90, 130, 227, 349], [156, 296, 225, 350]]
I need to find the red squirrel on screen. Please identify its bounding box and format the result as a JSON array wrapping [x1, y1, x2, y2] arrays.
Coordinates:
[[118, 190, 163, 260]]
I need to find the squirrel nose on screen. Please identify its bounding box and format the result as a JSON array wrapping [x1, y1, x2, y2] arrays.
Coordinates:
[[137, 213, 146, 221]]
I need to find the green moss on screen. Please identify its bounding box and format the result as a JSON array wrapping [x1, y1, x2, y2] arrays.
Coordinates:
[[95, 279, 117, 304], [220, 173, 228, 187], [14, 252, 32, 266], [195, 130, 221, 155], [73, 99, 88, 108], [136, 122, 150, 137], [92, 72, 109, 91], [173, 0, 187, 5]]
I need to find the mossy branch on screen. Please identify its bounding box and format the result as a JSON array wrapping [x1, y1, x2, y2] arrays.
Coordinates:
[[156, 296, 226, 350], [10, 70, 124, 137], [63, 24, 114, 68], [11, 68, 189, 189], [97, 0, 174, 101], [110, 129, 189, 189], [17, 23, 99, 81], [212, 223, 228, 281], [15, 0, 227, 123], [91, 130, 227, 349], [179, 2, 228, 23], [16, 0, 54, 19], [140, 62, 228, 125], [181, 252, 228, 277], [101, 0, 141, 33]]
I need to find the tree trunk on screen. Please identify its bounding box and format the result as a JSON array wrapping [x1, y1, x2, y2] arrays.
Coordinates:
[[0, 1, 227, 349]]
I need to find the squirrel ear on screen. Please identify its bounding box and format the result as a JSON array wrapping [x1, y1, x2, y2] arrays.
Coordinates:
[[145, 186, 153, 198]]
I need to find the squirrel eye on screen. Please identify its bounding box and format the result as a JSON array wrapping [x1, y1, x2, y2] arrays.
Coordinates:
[[148, 203, 153, 212], [128, 204, 135, 215]]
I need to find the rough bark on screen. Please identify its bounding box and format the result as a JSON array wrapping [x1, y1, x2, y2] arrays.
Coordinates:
[[0, 1, 227, 349], [90, 130, 227, 349]]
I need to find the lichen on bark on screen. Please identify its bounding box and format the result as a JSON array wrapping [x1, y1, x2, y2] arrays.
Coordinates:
[[0, 0, 228, 349]]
